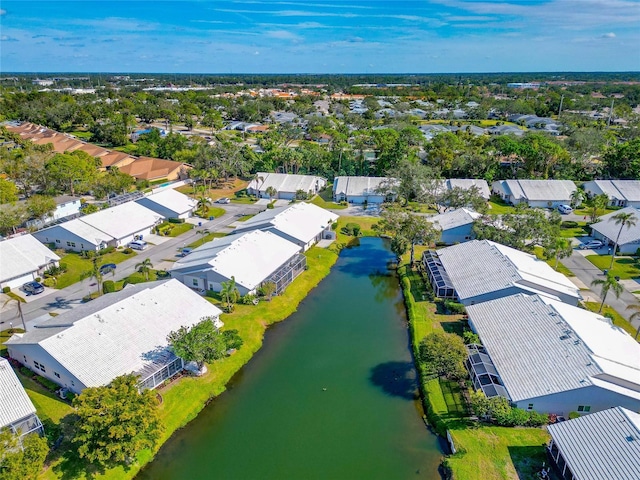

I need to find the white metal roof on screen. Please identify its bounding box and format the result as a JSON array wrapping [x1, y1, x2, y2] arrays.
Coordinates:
[[248, 172, 325, 194], [0, 234, 61, 282], [171, 230, 302, 290], [446, 179, 491, 199], [237, 202, 338, 244], [6, 280, 223, 389], [590, 206, 640, 245], [42, 218, 114, 246], [466, 294, 640, 403], [436, 240, 580, 303], [137, 188, 196, 215], [0, 357, 37, 429], [429, 208, 481, 231], [80, 202, 163, 240], [547, 407, 640, 480], [498, 179, 577, 202], [333, 176, 396, 197], [586, 180, 640, 202]]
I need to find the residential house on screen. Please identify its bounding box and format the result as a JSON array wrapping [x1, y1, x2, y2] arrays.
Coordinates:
[[583, 180, 640, 208], [0, 234, 60, 289], [465, 294, 640, 415], [422, 240, 581, 305], [0, 357, 44, 438], [247, 172, 326, 200], [428, 208, 481, 245], [546, 407, 640, 480], [487, 125, 525, 136], [119, 157, 191, 182], [33, 202, 163, 252], [24, 195, 82, 229], [97, 151, 137, 171], [491, 179, 577, 208], [445, 178, 491, 199], [233, 202, 339, 251], [135, 188, 196, 219], [169, 230, 304, 296], [5, 280, 223, 394], [590, 206, 640, 254], [332, 176, 397, 204]]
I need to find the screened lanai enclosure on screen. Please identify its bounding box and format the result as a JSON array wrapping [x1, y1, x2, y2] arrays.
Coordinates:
[[466, 344, 509, 399], [263, 253, 307, 295], [137, 349, 184, 391], [422, 250, 456, 299]]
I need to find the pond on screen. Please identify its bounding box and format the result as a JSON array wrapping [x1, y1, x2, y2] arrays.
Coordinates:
[[138, 237, 443, 479]]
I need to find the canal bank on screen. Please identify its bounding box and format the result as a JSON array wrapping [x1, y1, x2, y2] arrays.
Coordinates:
[[138, 237, 443, 479]]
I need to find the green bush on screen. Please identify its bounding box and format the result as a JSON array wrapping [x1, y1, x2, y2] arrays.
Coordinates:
[[97, 246, 116, 256], [331, 221, 339, 231], [462, 330, 480, 345], [19, 366, 34, 377], [267, 202, 275, 209], [561, 220, 579, 228], [125, 272, 146, 284], [568, 411, 581, 420], [205, 290, 218, 299], [2, 286, 10, 294], [122, 248, 133, 254], [168, 217, 185, 224], [239, 294, 257, 305], [42, 277, 57, 288], [341, 222, 361, 236], [444, 300, 466, 315], [103, 280, 116, 294], [37, 376, 60, 392]]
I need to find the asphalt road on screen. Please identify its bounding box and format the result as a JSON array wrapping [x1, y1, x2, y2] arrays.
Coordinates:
[[0, 202, 264, 331]]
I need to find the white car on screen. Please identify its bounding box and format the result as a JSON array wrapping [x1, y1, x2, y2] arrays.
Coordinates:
[[557, 204, 573, 214], [580, 240, 604, 250]]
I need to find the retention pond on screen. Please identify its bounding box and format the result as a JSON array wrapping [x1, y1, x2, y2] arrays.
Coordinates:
[[138, 237, 443, 479]]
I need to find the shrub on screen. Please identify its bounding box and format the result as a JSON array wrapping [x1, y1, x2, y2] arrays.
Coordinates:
[[462, 330, 480, 345], [122, 248, 133, 254], [81, 203, 100, 214], [19, 366, 35, 377], [35, 277, 42, 282], [561, 220, 579, 228], [42, 277, 57, 288], [267, 202, 275, 209], [526, 410, 549, 427], [97, 246, 116, 256], [168, 217, 185, 224], [340, 201, 348, 206], [568, 411, 581, 420], [37, 376, 60, 392], [205, 290, 218, 299], [125, 272, 146, 284], [102, 280, 116, 294], [2, 286, 10, 294], [239, 294, 257, 305], [444, 300, 466, 315], [331, 221, 339, 231], [341, 222, 361, 236]]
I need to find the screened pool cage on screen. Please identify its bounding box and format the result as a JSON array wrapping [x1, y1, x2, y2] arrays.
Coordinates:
[[263, 253, 307, 295], [422, 250, 456, 299], [466, 344, 509, 399], [137, 350, 184, 391]]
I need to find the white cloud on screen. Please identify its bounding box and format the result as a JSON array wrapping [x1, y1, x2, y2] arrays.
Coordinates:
[[0, 9, 6, 15], [601, 32, 616, 38]]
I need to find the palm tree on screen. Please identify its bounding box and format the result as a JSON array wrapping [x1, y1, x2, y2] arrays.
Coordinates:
[[626, 303, 640, 340], [251, 173, 264, 198], [608, 211, 638, 269], [196, 195, 212, 218], [591, 273, 623, 313], [570, 188, 585, 208], [265, 186, 278, 200], [584, 193, 609, 222], [135, 258, 154, 281], [81, 257, 103, 297], [546, 237, 573, 270], [2, 297, 27, 331], [220, 276, 240, 312]]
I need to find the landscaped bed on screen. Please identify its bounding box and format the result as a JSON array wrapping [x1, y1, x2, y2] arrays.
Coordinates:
[[54, 250, 137, 289]]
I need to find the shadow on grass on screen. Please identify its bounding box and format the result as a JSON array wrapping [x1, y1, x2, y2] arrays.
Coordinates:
[[508, 445, 553, 480], [369, 361, 419, 400]]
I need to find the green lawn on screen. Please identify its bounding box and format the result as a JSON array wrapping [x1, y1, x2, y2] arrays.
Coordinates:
[[194, 206, 225, 219], [67, 131, 93, 140], [56, 250, 137, 289], [585, 254, 640, 279], [487, 200, 516, 215], [42, 247, 339, 480], [397, 263, 550, 480], [230, 197, 257, 205], [155, 221, 193, 237], [560, 224, 589, 238], [309, 188, 347, 210], [332, 216, 379, 249], [236, 214, 256, 222], [583, 302, 639, 339], [188, 231, 227, 248], [532, 246, 575, 277], [405, 201, 438, 214]]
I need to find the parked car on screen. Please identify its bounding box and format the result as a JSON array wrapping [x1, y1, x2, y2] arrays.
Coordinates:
[[99, 263, 117, 275], [181, 247, 193, 257], [23, 281, 45, 295], [580, 240, 604, 250], [129, 240, 148, 251], [217, 197, 230, 204], [557, 204, 573, 214]]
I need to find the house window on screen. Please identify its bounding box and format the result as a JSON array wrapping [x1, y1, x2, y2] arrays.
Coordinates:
[[56, 239, 61, 243], [39, 364, 46, 372], [66, 241, 76, 247], [192, 279, 198, 286], [34, 361, 40, 369], [577, 405, 591, 412], [527, 404, 534, 410], [23, 356, 27, 362], [54, 372, 60, 378]]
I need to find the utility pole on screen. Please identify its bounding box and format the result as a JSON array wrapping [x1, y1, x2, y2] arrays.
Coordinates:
[[558, 95, 564, 117], [607, 99, 615, 126]]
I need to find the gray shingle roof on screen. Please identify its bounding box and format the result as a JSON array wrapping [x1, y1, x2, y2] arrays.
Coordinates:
[[333, 176, 396, 197], [590, 207, 640, 245], [500, 179, 577, 202], [429, 208, 481, 231], [587, 180, 640, 202], [547, 407, 640, 480]]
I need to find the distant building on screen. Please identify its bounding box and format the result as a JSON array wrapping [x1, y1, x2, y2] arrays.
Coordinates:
[[135, 188, 196, 219], [169, 230, 304, 296], [24, 195, 82, 229], [0, 234, 60, 290], [422, 240, 581, 305], [491, 179, 577, 208], [332, 176, 397, 204], [247, 172, 326, 200], [583, 180, 640, 208], [0, 357, 44, 439], [466, 294, 640, 415], [6, 280, 223, 394], [547, 406, 640, 480], [119, 157, 191, 182]]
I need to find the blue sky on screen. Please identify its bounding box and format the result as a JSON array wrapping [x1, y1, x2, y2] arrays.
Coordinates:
[[1, 0, 639, 73]]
